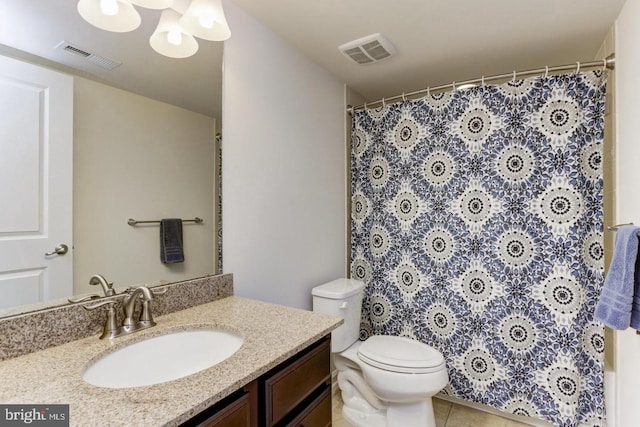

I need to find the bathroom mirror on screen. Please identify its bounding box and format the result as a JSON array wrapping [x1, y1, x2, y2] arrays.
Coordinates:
[[0, 0, 223, 318]]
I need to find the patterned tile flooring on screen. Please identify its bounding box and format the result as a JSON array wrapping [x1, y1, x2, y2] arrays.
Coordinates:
[[332, 392, 532, 427]]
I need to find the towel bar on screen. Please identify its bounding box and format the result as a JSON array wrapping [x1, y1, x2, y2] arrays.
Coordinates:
[[607, 223, 634, 230], [127, 217, 204, 226], [607, 223, 640, 236]]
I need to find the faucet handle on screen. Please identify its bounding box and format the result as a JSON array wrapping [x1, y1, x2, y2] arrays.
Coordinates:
[[83, 300, 117, 310], [83, 300, 120, 340], [138, 300, 157, 327], [68, 294, 101, 303]]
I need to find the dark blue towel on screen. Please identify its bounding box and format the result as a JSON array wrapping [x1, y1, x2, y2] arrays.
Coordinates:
[[595, 226, 640, 329], [160, 219, 184, 264], [631, 249, 640, 330]]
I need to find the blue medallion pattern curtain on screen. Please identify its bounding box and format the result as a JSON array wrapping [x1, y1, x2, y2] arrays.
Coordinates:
[[350, 70, 607, 427]]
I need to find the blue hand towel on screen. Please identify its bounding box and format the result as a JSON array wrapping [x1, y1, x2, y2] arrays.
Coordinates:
[[594, 225, 640, 329], [160, 218, 184, 264]]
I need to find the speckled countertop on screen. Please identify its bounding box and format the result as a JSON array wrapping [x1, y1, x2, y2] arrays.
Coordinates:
[[0, 296, 342, 426]]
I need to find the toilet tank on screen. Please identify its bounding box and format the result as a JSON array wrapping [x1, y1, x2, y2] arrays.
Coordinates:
[[312, 278, 365, 352]]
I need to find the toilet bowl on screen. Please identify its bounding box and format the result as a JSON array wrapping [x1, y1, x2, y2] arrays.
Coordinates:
[[312, 279, 449, 427]]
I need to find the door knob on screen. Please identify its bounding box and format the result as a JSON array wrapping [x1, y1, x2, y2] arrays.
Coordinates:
[[45, 243, 69, 256]]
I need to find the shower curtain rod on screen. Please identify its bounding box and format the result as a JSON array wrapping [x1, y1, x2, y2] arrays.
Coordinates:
[[347, 54, 615, 114]]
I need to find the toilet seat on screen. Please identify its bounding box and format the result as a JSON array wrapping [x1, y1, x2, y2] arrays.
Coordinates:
[[357, 335, 446, 374]]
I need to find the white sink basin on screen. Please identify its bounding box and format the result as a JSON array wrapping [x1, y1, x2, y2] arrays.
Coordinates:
[[82, 327, 243, 388]]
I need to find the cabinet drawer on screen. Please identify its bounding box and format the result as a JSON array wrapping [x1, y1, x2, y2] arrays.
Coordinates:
[[264, 338, 330, 426], [183, 381, 257, 427], [286, 386, 332, 427], [194, 392, 250, 427]]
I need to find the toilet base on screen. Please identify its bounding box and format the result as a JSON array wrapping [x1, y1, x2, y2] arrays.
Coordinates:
[[341, 397, 437, 427], [342, 404, 386, 427], [387, 399, 436, 427]]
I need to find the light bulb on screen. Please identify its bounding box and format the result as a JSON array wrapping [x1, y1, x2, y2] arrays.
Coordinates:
[[167, 29, 183, 46], [179, 0, 230, 41], [100, 0, 120, 16], [198, 14, 215, 29]]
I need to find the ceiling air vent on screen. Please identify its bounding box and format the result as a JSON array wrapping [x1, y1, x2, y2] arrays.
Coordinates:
[[338, 33, 396, 65], [55, 41, 122, 70]]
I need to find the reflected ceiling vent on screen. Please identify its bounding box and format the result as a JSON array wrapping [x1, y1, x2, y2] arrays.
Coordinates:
[[55, 41, 122, 70], [338, 33, 396, 65]]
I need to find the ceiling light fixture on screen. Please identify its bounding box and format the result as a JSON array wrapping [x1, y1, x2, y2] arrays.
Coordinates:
[[180, 0, 230, 41], [150, 9, 199, 58], [76, 0, 230, 59], [77, 0, 141, 32]]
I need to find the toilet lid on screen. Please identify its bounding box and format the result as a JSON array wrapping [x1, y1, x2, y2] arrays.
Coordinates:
[[357, 335, 446, 374]]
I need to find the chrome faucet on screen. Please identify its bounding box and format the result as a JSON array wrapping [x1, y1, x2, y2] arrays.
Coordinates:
[[68, 274, 116, 303], [89, 274, 116, 296], [120, 286, 156, 335], [84, 285, 165, 339]]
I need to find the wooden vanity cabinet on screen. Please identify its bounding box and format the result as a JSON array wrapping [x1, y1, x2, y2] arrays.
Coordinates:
[[182, 335, 331, 427], [262, 335, 331, 426]]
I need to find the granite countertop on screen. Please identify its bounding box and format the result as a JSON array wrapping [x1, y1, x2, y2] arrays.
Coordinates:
[[0, 296, 342, 426]]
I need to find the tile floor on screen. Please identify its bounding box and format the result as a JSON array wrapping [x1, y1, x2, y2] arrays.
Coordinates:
[[332, 392, 532, 427]]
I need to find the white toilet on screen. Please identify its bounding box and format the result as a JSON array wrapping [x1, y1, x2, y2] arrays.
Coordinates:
[[312, 278, 449, 427]]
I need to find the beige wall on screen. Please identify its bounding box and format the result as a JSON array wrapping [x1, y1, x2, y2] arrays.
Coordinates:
[[73, 78, 215, 295], [222, 0, 346, 310]]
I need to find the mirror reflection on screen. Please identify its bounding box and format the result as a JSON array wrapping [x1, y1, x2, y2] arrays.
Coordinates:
[[0, 1, 223, 317], [71, 75, 219, 293]]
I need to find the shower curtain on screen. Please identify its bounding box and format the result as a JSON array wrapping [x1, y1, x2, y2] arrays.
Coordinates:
[[351, 70, 607, 427]]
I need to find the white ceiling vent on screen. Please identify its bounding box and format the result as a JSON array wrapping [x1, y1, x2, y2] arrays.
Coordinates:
[[55, 41, 122, 70], [338, 33, 396, 65]]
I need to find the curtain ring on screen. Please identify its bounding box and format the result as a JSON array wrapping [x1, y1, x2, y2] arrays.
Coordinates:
[[364, 102, 368, 110], [575, 61, 581, 74], [382, 97, 385, 107], [481, 76, 485, 86], [427, 86, 430, 97], [512, 70, 516, 82], [544, 66, 549, 78], [402, 92, 406, 101], [452, 81, 456, 91], [602, 58, 607, 72]]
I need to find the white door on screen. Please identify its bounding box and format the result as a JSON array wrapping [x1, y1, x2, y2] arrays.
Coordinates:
[[0, 55, 73, 310]]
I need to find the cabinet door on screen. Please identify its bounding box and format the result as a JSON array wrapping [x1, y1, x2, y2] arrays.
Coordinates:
[[264, 338, 331, 426]]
